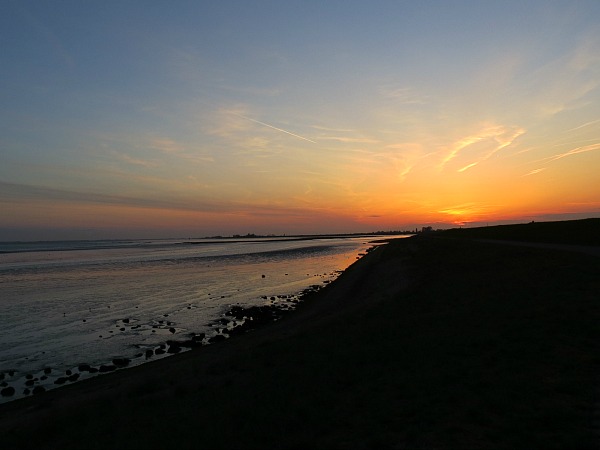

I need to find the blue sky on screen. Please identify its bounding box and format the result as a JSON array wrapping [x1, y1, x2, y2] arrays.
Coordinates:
[[1, 1, 600, 240]]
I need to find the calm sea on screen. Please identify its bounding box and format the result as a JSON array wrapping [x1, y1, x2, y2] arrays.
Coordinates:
[[0, 236, 396, 402]]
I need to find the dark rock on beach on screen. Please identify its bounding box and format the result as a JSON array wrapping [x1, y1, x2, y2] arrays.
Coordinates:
[[1, 386, 15, 397], [112, 358, 130, 368], [192, 333, 205, 343], [208, 334, 226, 344], [68, 373, 80, 382], [167, 344, 182, 354]]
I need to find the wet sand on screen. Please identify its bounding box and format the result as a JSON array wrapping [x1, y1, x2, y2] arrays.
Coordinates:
[[1, 231, 598, 449]]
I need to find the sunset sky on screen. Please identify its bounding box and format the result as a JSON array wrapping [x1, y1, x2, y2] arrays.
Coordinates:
[[1, 1, 600, 240]]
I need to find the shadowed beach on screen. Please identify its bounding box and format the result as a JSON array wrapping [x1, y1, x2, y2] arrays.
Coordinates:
[[1, 219, 599, 449]]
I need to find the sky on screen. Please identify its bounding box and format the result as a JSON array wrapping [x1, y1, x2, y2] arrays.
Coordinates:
[[1, 0, 600, 240]]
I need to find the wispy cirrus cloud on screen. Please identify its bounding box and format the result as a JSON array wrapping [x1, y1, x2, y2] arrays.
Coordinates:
[[378, 85, 428, 105], [207, 105, 316, 154], [310, 125, 355, 133], [522, 168, 546, 177], [230, 112, 316, 144], [564, 118, 600, 133], [543, 142, 600, 163], [95, 132, 215, 167], [440, 124, 525, 172], [116, 153, 159, 168], [317, 136, 380, 144], [530, 34, 600, 118]]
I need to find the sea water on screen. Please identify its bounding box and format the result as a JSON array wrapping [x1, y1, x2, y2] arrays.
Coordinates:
[[0, 236, 388, 402]]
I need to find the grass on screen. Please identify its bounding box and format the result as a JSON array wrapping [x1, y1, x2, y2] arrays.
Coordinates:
[[2, 226, 599, 449]]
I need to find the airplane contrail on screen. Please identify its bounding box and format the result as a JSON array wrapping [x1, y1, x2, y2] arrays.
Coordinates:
[[232, 113, 317, 144]]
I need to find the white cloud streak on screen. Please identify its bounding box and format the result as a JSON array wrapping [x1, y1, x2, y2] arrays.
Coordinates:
[[545, 142, 600, 162], [231, 113, 316, 144]]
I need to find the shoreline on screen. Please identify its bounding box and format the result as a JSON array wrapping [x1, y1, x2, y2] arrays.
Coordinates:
[[0, 238, 397, 421], [1, 233, 598, 449], [0, 237, 384, 404]]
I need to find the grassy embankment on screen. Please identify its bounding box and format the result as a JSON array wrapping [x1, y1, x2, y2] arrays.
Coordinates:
[[1, 219, 599, 449]]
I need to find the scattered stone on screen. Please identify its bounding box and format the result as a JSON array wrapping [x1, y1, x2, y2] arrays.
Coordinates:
[[192, 333, 205, 343], [25, 379, 35, 387], [78, 364, 92, 372], [155, 348, 165, 355], [66, 370, 72, 376], [26, 374, 33, 380], [98, 365, 117, 373], [112, 358, 130, 368], [169, 327, 176, 334], [208, 334, 226, 344], [68, 373, 80, 382], [145, 349, 154, 358], [23, 388, 31, 395], [1, 387, 15, 397], [167, 344, 181, 354], [54, 377, 68, 385], [123, 318, 130, 324]]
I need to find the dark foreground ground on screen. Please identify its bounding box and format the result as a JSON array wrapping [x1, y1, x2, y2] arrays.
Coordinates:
[[1, 219, 599, 449]]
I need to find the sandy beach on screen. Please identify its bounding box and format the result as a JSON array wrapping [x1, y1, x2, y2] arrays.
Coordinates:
[[1, 223, 599, 449]]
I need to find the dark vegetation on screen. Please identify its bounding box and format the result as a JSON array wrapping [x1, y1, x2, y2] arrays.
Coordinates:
[[441, 217, 600, 246], [1, 220, 599, 449]]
